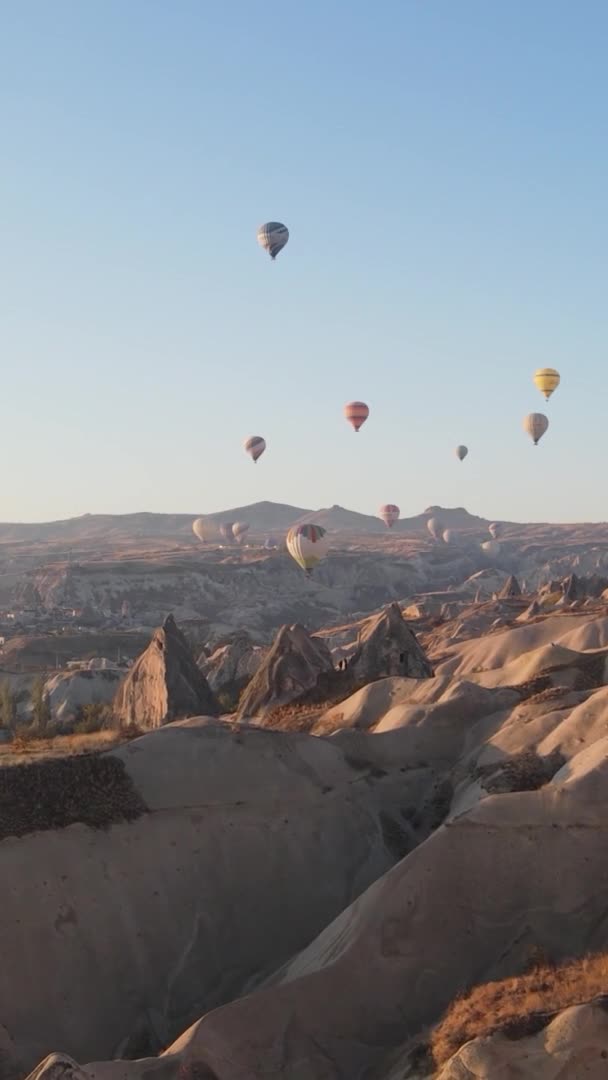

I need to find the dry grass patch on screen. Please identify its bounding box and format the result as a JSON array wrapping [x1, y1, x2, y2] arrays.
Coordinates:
[[0, 728, 124, 766], [431, 953, 608, 1067]]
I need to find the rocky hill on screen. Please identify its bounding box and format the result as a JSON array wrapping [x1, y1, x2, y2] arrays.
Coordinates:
[[6, 562, 608, 1079]]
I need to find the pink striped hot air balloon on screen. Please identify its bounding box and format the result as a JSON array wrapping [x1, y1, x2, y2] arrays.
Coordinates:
[[344, 401, 369, 432], [243, 436, 266, 463], [379, 504, 400, 528]]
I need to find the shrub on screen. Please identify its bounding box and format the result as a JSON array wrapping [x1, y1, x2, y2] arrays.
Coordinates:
[[430, 953, 608, 1067], [73, 703, 113, 735]]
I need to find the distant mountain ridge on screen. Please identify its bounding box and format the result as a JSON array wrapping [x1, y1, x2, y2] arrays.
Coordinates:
[[0, 502, 509, 544], [6, 502, 607, 547]]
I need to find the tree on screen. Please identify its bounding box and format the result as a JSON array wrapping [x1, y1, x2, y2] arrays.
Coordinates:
[[0, 680, 17, 733], [31, 677, 52, 734]]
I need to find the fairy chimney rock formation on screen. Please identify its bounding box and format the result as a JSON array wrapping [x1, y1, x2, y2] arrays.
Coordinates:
[[498, 574, 522, 599], [199, 632, 266, 696], [236, 623, 334, 719], [347, 602, 433, 682], [114, 614, 219, 728]]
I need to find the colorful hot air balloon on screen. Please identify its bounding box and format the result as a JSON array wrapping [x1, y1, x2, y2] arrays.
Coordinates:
[[481, 539, 501, 557], [344, 401, 369, 432], [220, 522, 235, 541], [256, 222, 289, 260], [489, 522, 501, 540], [232, 521, 250, 545], [244, 436, 266, 463], [523, 413, 549, 445], [427, 517, 443, 541], [455, 445, 468, 461], [533, 368, 560, 401], [379, 504, 400, 528], [286, 523, 329, 575], [192, 518, 207, 543]]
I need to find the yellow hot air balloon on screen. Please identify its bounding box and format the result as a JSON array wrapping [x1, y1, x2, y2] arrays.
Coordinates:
[[286, 523, 329, 575], [533, 368, 560, 401]]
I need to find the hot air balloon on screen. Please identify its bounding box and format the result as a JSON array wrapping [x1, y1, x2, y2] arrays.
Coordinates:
[[286, 523, 329, 575], [489, 522, 501, 540], [344, 401, 369, 432], [244, 436, 266, 464], [232, 521, 250, 545], [455, 445, 468, 461], [481, 539, 501, 557], [533, 368, 560, 401], [379, 504, 400, 528], [192, 518, 207, 543], [443, 529, 456, 544], [427, 517, 443, 541], [523, 413, 549, 445], [220, 522, 235, 541], [257, 222, 289, 260]]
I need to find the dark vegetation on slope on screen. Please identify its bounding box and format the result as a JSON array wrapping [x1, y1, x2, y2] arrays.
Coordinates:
[[0, 753, 147, 839]]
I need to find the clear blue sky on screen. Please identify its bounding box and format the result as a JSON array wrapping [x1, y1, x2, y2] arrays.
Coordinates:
[[2, 0, 607, 523]]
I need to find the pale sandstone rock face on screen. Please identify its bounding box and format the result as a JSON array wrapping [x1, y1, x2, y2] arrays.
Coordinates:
[[15, 591, 608, 1080], [435, 1001, 608, 1080], [236, 623, 334, 719], [199, 632, 266, 697], [113, 615, 219, 728], [347, 602, 433, 683]]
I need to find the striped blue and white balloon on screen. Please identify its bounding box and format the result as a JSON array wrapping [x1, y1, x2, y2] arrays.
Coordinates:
[[257, 222, 289, 260]]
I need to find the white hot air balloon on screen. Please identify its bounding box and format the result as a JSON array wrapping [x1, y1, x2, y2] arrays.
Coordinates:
[[489, 522, 501, 540], [427, 517, 444, 541], [192, 518, 207, 543], [257, 222, 289, 260], [455, 445, 468, 461], [481, 539, 501, 557], [232, 521, 250, 545], [523, 413, 549, 446], [443, 528, 456, 544]]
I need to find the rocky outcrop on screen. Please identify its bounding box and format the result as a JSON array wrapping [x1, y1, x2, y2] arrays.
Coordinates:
[[498, 574, 522, 599], [113, 615, 219, 728], [347, 602, 433, 683], [5, 720, 407, 1076], [562, 572, 581, 602], [435, 1001, 608, 1079], [236, 624, 334, 719], [45, 668, 122, 730], [200, 632, 266, 703]]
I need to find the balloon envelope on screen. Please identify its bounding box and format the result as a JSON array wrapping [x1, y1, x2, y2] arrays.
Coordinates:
[[232, 522, 250, 544], [443, 529, 456, 544], [481, 539, 501, 557], [523, 413, 549, 445], [489, 522, 501, 539], [427, 517, 443, 541], [344, 401, 369, 432], [286, 523, 329, 574], [533, 368, 560, 401], [192, 518, 207, 543], [455, 445, 468, 461], [244, 436, 266, 463], [220, 522, 235, 541], [256, 222, 289, 260], [379, 504, 400, 528]]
